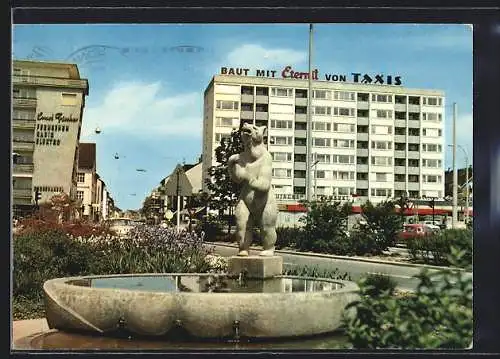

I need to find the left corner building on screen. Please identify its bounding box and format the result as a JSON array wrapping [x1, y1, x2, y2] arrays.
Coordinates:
[[12, 59, 89, 218]]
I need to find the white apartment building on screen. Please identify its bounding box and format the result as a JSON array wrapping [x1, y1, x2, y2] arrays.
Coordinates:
[[202, 74, 445, 205]]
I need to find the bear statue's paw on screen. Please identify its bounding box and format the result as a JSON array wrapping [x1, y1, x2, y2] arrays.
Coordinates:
[[259, 248, 275, 257], [237, 250, 249, 256]]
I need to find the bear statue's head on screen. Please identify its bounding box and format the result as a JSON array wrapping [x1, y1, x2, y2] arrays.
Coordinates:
[[241, 122, 267, 147]]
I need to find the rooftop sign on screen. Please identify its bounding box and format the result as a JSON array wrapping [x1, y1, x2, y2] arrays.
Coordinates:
[[220, 66, 402, 86]]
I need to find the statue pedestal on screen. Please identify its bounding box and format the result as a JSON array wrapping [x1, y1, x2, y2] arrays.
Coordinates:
[[228, 256, 283, 279]]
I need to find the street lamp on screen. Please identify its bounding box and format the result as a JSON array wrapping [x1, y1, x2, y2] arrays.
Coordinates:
[[448, 144, 470, 224], [311, 154, 319, 200]]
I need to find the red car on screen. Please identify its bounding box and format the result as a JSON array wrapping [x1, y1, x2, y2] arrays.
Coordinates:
[[398, 224, 437, 241]]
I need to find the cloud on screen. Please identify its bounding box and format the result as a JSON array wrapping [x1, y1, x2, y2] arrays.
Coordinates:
[[81, 81, 202, 139], [225, 44, 307, 70]]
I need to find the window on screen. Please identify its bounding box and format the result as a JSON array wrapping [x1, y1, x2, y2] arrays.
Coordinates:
[[270, 120, 293, 129], [335, 187, 355, 195], [408, 128, 420, 136], [333, 139, 355, 148], [214, 133, 231, 143], [333, 107, 355, 117], [271, 152, 292, 162], [315, 154, 331, 163], [313, 90, 330, 99], [333, 123, 355, 133], [394, 174, 405, 182], [371, 94, 393, 103], [422, 159, 442, 168], [375, 173, 388, 182], [371, 156, 392, 166], [408, 175, 419, 183], [269, 136, 293, 145], [215, 117, 236, 127], [294, 137, 307, 146], [333, 91, 355, 101], [423, 112, 443, 122], [408, 144, 420, 152], [76, 191, 84, 200], [312, 122, 331, 131], [423, 97, 442, 106], [374, 110, 393, 119], [315, 170, 330, 179], [77, 173, 85, 183], [62, 93, 77, 106], [357, 172, 368, 180], [371, 188, 392, 197], [424, 175, 442, 183], [270, 88, 293, 97], [333, 171, 355, 180], [313, 138, 331, 147], [13, 109, 36, 120], [216, 100, 239, 110], [395, 111, 406, 120], [395, 143, 406, 151], [371, 125, 393, 135], [313, 106, 331, 115], [422, 144, 442, 152], [13, 87, 36, 99], [295, 89, 308, 98], [333, 155, 355, 164], [371, 141, 392, 150], [272, 168, 292, 178], [422, 128, 442, 137]]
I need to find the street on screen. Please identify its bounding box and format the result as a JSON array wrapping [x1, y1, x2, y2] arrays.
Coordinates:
[[207, 243, 472, 292]]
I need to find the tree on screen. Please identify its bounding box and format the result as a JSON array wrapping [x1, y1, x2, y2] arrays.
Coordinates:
[[395, 195, 412, 225], [298, 198, 353, 254], [358, 200, 404, 253], [204, 128, 244, 234], [35, 192, 81, 223]]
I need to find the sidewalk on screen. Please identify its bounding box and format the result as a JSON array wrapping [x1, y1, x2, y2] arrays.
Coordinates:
[[12, 318, 49, 347]]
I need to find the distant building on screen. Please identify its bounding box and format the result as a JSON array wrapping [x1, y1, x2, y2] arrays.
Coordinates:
[[76, 142, 98, 221], [160, 162, 203, 215], [202, 73, 446, 207], [12, 59, 89, 217]]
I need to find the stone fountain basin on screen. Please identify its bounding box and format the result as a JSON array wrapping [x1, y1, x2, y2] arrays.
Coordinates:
[[43, 273, 359, 339]]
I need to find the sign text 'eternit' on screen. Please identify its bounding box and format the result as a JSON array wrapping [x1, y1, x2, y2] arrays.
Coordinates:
[[220, 66, 402, 86]]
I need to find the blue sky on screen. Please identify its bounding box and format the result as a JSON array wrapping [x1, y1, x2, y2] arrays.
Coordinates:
[[12, 24, 473, 210]]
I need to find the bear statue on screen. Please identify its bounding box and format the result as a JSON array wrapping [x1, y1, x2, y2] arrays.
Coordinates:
[[227, 123, 278, 257]]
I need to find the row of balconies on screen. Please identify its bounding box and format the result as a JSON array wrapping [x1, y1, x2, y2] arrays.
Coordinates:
[[287, 177, 434, 189], [12, 98, 37, 108], [12, 118, 36, 129], [12, 163, 34, 174], [12, 140, 35, 151], [239, 94, 426, 113], [13, 75, 88, 91]]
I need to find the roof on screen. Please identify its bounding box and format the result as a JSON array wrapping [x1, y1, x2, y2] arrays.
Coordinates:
[[78, 142, 96, 170], [13, 59, 82, 79]]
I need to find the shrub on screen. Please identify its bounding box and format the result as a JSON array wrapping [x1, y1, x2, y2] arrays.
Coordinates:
[[343, 247, 472, 349], [406, 229, 472, 268], [196, 215, 224, 241], [362, 273, 397, 297]]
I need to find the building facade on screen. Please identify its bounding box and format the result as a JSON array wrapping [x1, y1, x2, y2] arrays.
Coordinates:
[[76, 142, 97, 221], [202, 74, 445, 206], [12, 60, 89, 217]]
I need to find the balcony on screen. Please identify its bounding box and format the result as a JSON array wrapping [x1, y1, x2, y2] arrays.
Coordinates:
[[394, 103, 407, 112], [357, 117, 369, 126], [294, 146, 307, 154], [13, 75, 88, 92], [356, 164, 369, 172], [406, 182, 419, 191], [13, 163, 34, 174], [13, 188, 32, 199], [356, 180, 369, 189], [294, 129, 306, 138], [356, 101, 369, 110], [295, 114, 307, 122], [13, 97, 37, 108], [408, 167, 420, 175], [241, 94, 254, 103], [12, 119, 36, 129], [394, 150, 406, 158], [255, 112, 268, 121], [357, 133, 369, 141], [293, 178, 306, 186], [395, 119, 406, 128], [408, 120, 421, 128], [394, 182, 406, 191], [294, 162, 307, 170], [356, 149, 369, 157], [295, 98, 308, 107], [240, 111, 254, 120], [407, 151, 420, 159], [408, 104, 420, 113], [394, 135, 406, 143], [13, 140, 35, 151], [407, 136, 420, 144], [255, 95, 269, 104], [394, 166, 406, 174]]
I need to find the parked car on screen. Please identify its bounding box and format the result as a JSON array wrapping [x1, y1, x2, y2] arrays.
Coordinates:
[[422, 221, 441, 231], [108, 218, 136, 238], [398, 223, 438, 241]]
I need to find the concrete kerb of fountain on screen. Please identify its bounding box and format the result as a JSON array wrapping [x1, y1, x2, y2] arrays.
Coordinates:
[[43, 266, 359, 340]]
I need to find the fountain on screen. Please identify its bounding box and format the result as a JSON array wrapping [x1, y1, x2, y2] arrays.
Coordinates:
[[19, 124, 359, 350]]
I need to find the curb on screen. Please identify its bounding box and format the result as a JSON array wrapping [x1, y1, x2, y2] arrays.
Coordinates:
[[207, 242, 467, 272]]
